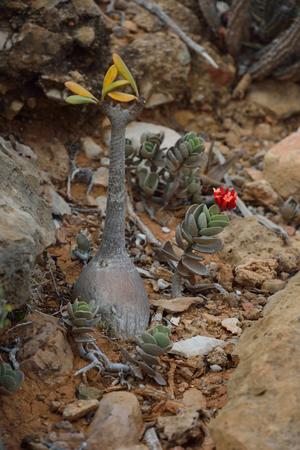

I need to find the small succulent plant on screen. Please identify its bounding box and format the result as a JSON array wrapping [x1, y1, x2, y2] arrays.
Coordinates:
[[126, 131, 205, 206], [0, 363, 24, 394], [71, 233, 91, 264], [122, 324, 172, 385], [63, 299, 101, 344], [161, 189, 237, 296], [0, 287, 12, 329]]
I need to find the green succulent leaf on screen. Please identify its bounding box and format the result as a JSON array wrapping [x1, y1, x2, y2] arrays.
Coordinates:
[[153, 332, 171, 349], [199, 226, 224, 236], [141, 332, 157, 345]]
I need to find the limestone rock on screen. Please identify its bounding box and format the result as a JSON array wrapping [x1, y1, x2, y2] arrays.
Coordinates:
[[235, 257, 278, 288], [157, 409, 205, 446], [43, 186, 71, 216], [0, 137, 55, 307], [220, 216, 300, 271], [170, 336, 226, 358], [221, 318, 242, 335], [63, 399, 99, 421], [92, 167, 109, 188], [210, 271, 300, 450], [243, 179, 280, 206], [81, 137, 103, 160], [87, 392, 144, 450], [121, 33, 191, 107], [19, 313, 73, 381], [248, 80, 300, 118], [264, 130, 300, 201]]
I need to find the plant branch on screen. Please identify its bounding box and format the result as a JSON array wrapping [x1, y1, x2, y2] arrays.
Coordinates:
[[131, 0, 218, 68]]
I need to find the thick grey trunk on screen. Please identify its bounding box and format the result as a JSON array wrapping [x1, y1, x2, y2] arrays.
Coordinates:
[[97, 117, 127, 260]]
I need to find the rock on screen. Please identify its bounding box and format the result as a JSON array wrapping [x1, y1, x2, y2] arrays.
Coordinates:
[[210, 271, 300, 450], [220, 217, 300, 271], [77, 383, 103, 401], [74, 26, 95, 47], [235, 258, 278, 288], [81, 137, 103, 160], [87, 392, 144, 450], [121, 33, 191, 107], [253, 123, 272, 140], [221, 318, 242, 335], [150, 297, 202, 313], [261, 278, 287, 294], [241, 302, 262, 320], [92, 166, 109, 187], [71, 0, 101, 16], [105, 121, 181, 150], [248, 80, 300, 118], [206, 347, 228, 367], [157, 409, 205, 446], [170, 336, 226, 358], [264, 130, 300, 201], [43, 186, 71, 216], [0, 137, 55, 307], [182, 387, 207, 410], [28, 138, 69, 183], [63, 399, 99, 421], [95, 195, 107, 212], [243, 180, 280, 207], [210, 364, 222, 372], [19, 313, 73, 381]]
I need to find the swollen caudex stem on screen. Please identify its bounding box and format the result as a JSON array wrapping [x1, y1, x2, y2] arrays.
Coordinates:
[[65, 54, 150, 338]]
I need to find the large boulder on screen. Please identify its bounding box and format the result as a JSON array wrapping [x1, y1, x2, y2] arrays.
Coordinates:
[[0, 0, 110, 117], [0, 137, 55, 307], [210, 271, 300, 450], [264, 129, 300, 201]]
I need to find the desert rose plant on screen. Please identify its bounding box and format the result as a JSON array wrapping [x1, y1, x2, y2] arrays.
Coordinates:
[[65, 54, 149, 338]]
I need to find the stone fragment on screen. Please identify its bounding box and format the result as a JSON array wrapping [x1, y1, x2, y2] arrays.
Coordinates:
[[150, 297, 202, 313], [105, 121, 181, 150], [221, 318, 242, 335], [170, 336, 226, 358], [81, 137, 103, 160], [157, 409, 205, 446], [0, 137, 55, 307], [63, 399, 99, 421], [19, 313, 73, 381], [261, 278, 287, 294], [235, 258, 278, 288], [206, 347, 228, 367], [77, 383, 103, 400], [220, 217, 300, 271], [43, 186, 71, 216], [182, 387, 206, 410], [210, 272, 300, 450], [243, 179, 280, 206], [87, 392, 144, 450], [74, 26, 95, 47], [264, 129, 300, 201], [92, 167, 109, 187], [248, 80, 300, 118]]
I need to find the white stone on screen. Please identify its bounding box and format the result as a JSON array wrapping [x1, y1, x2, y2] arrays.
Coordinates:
[[170, 335, 226, 358], [104, 122, 181, 150], [92, 167, 108, 187], [81, 137, 103, 160], [221, 318, 242, 335]]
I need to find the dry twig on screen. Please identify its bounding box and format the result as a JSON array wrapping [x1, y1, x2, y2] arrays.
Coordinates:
[[131, 0, 218, 68]]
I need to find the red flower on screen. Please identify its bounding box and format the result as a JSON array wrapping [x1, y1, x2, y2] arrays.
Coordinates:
[[213, 187, 237, 210]]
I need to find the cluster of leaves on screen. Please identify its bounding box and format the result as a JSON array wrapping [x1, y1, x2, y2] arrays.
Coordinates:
[[122, 325, 172, 385], [63, 299, 100, 344], [161, 203, 230, 281], [71, 232, 91, 264], [0, 287, 12, 329], [0, 363, 24, 394], [126, 131, 205, 207], [65, 53, 138, 105]]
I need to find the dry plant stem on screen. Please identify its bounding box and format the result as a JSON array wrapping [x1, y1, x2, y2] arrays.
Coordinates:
[[144, 427, 163, 450], [132, 0, 218, 68], [126, 194, 161, 246], [171, 270, 182, 297], [249, 16, 300, 79], [226, 0, 251, 57], [198, 0, 221, 33]]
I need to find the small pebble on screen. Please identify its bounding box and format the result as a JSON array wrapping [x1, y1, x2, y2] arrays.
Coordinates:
[[157, 278, 170, 290], [161, 226, 171, 233], [210, 364, 222, 372]]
